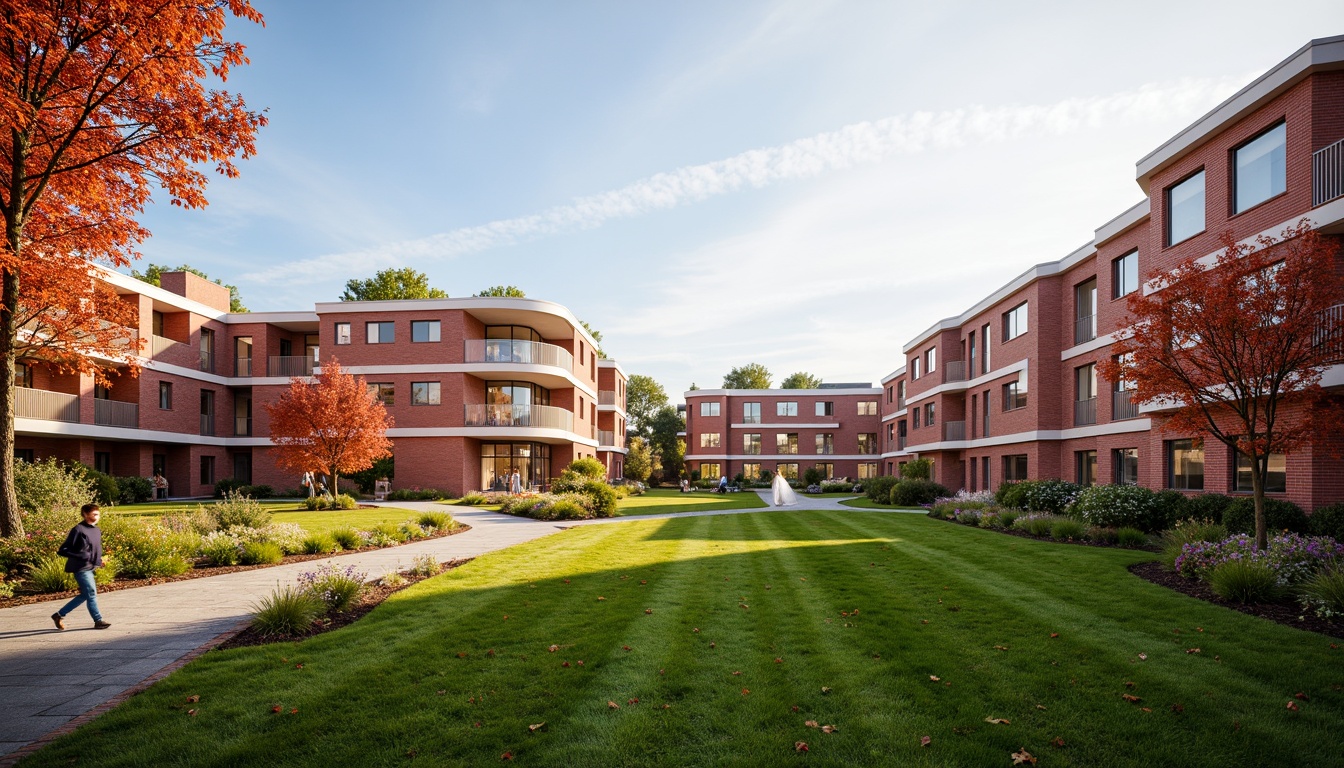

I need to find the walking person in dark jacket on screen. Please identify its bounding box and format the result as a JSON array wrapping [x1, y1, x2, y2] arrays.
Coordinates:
[[52, 503, 111, 630]]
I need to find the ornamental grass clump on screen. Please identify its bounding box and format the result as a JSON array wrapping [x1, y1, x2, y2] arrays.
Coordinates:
[[1050, 518, 1087, 541], [298, 563, 367, 613], [26, 555, 75, 592], [1160, 518, 1228, 568], [250, 586, 323, 637], [416, 510, 454, 531], [370, 522, 409, 543], [1012, 513, 1057, 538], [409, 554, 441, 577], [239, 541, 283, 565], [1175, 533, 1344, 586], [458, 493, 488, 506], [1208, 559, 1284, 603], [330, 527, 362, 550], [301, 533, 339, 554], [1299, 568, 1344, 618], [1115, 528, 1149, 547], [951, 508, 982, 526]]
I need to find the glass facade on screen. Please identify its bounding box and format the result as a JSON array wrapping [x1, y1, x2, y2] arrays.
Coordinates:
[[484, 325, 543, 362], [481, 442, 551, 492]]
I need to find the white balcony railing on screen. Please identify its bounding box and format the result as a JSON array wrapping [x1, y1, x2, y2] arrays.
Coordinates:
[[16, 387, 79, 422], [268, 355, 315, 378], [464, 339, 573, 372], [464, 403, 574, 432], [93, 399, 138, 428]]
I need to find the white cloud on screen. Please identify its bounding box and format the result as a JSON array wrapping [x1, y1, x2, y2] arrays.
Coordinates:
[[241, 74, 1246, 288]]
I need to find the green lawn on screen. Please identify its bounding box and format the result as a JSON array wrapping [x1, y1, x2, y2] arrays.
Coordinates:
[[613, 488, 769, 516], [839, 497, 923, 510], [107, 501, 424, 535], [22, 512, 1342, 767]]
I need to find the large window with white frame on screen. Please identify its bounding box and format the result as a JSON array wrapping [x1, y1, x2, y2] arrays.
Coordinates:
[[1234, 122, 1286, 214], [700, 402, 720, 417], [776, 402, 798, 417], [366, 321, 394, 344]]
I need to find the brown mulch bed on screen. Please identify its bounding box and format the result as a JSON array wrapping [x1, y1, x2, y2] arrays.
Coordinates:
[[216, 558, 473, 650], [1129, 560, 1344, 639], [0, 524, 471, 609]]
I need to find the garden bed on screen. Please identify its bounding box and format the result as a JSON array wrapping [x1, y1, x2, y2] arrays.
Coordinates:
[[930, 513, 1158, 551], [0, 522, 471, 609], [1129, 560, 1344, 639], [217, 558, 473, 650]]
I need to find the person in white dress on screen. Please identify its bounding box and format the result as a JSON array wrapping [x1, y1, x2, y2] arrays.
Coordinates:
[[771, 469, 798, 507], [509, 468, 522, 495]]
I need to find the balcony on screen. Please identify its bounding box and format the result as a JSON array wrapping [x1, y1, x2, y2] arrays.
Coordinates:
[[200, 414, 215, 436], [944, 360, 967, 383], [464, 339, 573, 372], [598, 429, 622, 447], [235, 357, 253, 377], [896, 396, 906, 410], [598, 390, 618, 406], [150, 334, 183, 358], [1314, 137, 1344, 207], [199, 350, 214, 373], [16, 387, 79, 422], [464, 403, 574, 432], [1316, 303, 1344, 363], [93, 399, 138, 428], [1074, 397, 1097, 426], [1113, 389, 1139, 420], [944, 420, 965, 441], [1074, 314, 1097, 345], [235, 416, 253, 436], [268, 355, 315, 378]]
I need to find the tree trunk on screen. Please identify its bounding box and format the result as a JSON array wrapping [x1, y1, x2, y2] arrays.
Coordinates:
[[1252, 451, 1268, 551], [0, 228, 23, 538]]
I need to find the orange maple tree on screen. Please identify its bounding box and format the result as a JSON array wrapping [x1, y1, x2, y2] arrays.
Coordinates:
[[0, 1, 266, 536], [1101, 221, 1344, 550], [264, 360, 394, 496]]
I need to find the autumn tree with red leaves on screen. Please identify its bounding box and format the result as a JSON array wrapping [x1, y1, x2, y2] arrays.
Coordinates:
[[264, 360, 393, 497], [0, 1, 266, 537], [1101, 222, 1344, 550]]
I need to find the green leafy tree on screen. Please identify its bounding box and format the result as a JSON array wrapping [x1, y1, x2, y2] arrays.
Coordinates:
[[579, 320, 606, 359], [625, 375, 669, 439], [624, 437, 652, 483], [475, 285, 525, 297], [342, 268, 447, 301], [648, 406, 686, 480], [132, 264, 247, 313], [723, 363, 772, 390], [780, 372, 822, 389]]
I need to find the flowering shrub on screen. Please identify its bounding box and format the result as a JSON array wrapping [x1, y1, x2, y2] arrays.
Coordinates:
[[1012, 513, 1060, 537], [298, 563, 367, 612], [1175, 533, 1344, 586], [1070, 484, 1163, 531], [256, 523, 306, 555], [947, 489, 997, 505], [199, 530, 243, 565], [100, 517, 196, 578], [207, 491, 273, 530], [951, 508, 982, 526], [14, 458, 93, 516], [0, 507, 80, 573], [1023, 480, 1082, 515]]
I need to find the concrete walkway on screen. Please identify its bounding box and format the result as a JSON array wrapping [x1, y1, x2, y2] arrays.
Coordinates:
[[0, 494, 912, 761], [0, 504, 560, 760]]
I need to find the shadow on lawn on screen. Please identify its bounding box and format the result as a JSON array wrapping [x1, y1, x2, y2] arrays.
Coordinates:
[[637, 508, 902, 543]]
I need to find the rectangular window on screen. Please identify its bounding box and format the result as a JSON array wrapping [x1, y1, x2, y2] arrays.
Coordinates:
[[199, 455, 215, 486], [1167, 170, 1205, 245], [777, 402, 798, 417], [743, 402, 761, 424], [912, 408, 921, 429], [887, 423, 894, 447], [199, 328, 215, 372], [1114, 448, 1139, 486], [858, 401, 877, 416], [1003, 454, 1028, 482], [335, 322, 351, 345], [858, 462, 878, 480], [411, 381, 440, 406], [366, 321, 394, 344], [367, 382, 395, 406], [982, 389, 991, 436], [886, 386, 893, 404], [700, 402, 720, 417], [700, 433, 721, 449], [923, 402, 935, 426], [1003, 302, 1028, 341], [982, 455, 991, 489], [815, 462, 835, 479], [968, 331, 977, 377], [857, 433, 877, 454], [158, 382, 172, 410], [981, 323, 991, 372], [743, 433, 762, 455], [816, 433, 834, 454], [1076, 450, 1097, 487], [911, 357, 921, 379], [411, 320, 441, 343], [896, 381, 906, 407], [16, 448, 35, 463], [1168, 438, 1205, 490], [1003, 371, 1027, 410], [1234, 122, 1286, 214], [776, 433, 799, 454], [200, 389, 215, 435], [1234, 451, 1287, 494], [742, 462, 761, 480], [776, 463, 799, 480], [94, 451, 111, 475], [926, 347, 936, 373], [815, 401, 833, 417], [1075, 363, 1097, 425], [1075, 278, 1097, 344], [699, 463, 720, 480], [1113, 250, 1139, 299]]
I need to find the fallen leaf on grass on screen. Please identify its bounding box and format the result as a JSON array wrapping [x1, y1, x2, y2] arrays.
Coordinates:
[[1011, 748, 1038, 765], [821, 686, 832, 694], [805, 720, 819, 728], [503, 615, 509, 621], [920, 620, 929, 625], [821, 725, 838, 733], [437, 690, 446, 696], [577, 660, 584, 666], [645, 609, 653, 615], [501, 752, 513, 761], [457, 652, 468, 658], [563, 579, 570, 584], [607, 701, 620, 709], [709, 642, 716, 648], [740, 604, 750, 610], [920, 736, 931, 747], [629, 698, 640, 705], [1122, 694, 1142, 703], [294, 663, 304, 669], [486, 649, 496, 657], [290, 709, 298, 714], [1138, 653, 1148, 661], [474, 722, 482, 728], [1141, 707, 1152, 712], [1035, 704, 1047, 710], [1049, 633, 1059, 639], [741, 688, 750, 696], [1171, 704, 1185, 713], [794, 742, 809, 752], [1294, 692, 1310, 701], [659, 669, 665, 675], [1125, 681, 1137, 689], [597, 597, 606, 601], [993, 645, 1009, 651], [1050, 737, 1065, 748], [271, 705, 281, 713], [732, 671, 742, 676], [562, 662, 570, 668], [929, 675, 940, 682], [693, 628, 700, 633], [548, 645, 559, 653], [186, 695, 200, 703], [1186, 648, 1201, 654], [984, 717, 1010, 725], [187, 709, 197, 716], [775, 657, 784, 664], [661, 704, 671, 709], [640, 580, 647, 585], [1287, 701, 1300, 711]]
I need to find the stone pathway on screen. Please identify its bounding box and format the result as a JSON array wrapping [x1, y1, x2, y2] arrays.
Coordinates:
[[0, 494, 914, 761]]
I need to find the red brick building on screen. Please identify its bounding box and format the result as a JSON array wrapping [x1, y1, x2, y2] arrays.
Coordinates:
[[16, 269, 626, 497], [682, 386, 883, 483], [684, 36, 1344, 510]]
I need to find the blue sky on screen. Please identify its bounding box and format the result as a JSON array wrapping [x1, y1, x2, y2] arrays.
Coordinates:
[[132, 1, 1344, 396]]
